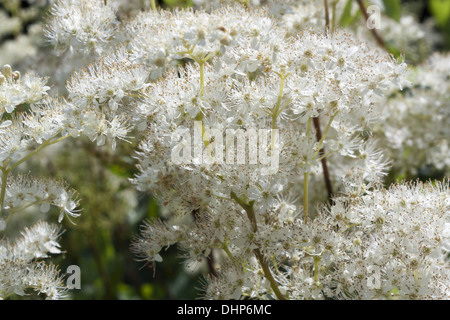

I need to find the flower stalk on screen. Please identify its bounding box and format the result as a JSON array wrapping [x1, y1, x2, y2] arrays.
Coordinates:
[[356, 0, 387, 50], [0, 166, 7, 212], [230, 191, 287, 300], [303, 171, 309, 223], [150, 0, 157, 11]]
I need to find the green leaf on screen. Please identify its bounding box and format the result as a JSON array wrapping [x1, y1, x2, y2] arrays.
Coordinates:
[[339, 0, 354, 27], [382, 0, 401, 21], [163, 0, 193, 8], [147, 196, 160, 218], [140, 284, 154, 300], [429, 0, 450, 27], [339, 0, 362, 27], [108, 164, 129, 177]]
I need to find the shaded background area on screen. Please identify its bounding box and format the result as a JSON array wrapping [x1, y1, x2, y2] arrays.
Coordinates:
[[1, 0, 449, 299]]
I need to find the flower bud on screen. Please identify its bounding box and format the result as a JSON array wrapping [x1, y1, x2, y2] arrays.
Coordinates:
[[0, 64, 12, 80], [12, 71, 21, 82]]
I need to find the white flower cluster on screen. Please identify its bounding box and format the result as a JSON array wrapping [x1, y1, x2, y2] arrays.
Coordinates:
[[0, 65, 82, 299], [45, 0, 119, 55], [0, 64, 50, 113], [0, 2, 150, 295], [193, 0, 309, 15], [375, 53, 450, 176], [122, 6, 278, 80], [0, 221, 67, 299], [0, 62, 133, 164], [125, 5, 407, 213], [357, 14, 439, 64], [121, 5, 442, 300], [201, 180, 450, 299], [1, 175, 80, 223], [0, 0, 447, 300], [194, 0, 440, 64]]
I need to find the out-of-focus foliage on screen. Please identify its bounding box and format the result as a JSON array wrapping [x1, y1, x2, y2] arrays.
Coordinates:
[[429, 0, 450, 49]]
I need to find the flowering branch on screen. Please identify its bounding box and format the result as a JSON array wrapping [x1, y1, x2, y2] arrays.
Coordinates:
[[7, 134, 69, 173], [230, 191, 287, 300]]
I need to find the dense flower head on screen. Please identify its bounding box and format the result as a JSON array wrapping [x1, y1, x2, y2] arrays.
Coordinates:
[[124, 4, 432, 301], [67, 47, 149, 112], [45, 0, 119, 55], [123, 5, 281, 80], [12, 221, 63, 259], [1, 174, 81, 223], [317, 180, 450, 300], [130, 17, 409, 215]]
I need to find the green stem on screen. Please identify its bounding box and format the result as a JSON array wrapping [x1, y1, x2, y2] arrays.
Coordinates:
[[254, 248, 287, 300], [5, 199, 46, 224], [0, 166, 7, 212], [271, 72, 289, 130], [306, 117, 312, 140], [8, 135, 69, 172], [221, 242, 236, 264], [189, 52, 213, 99], [313, 256, 321, 284], [192, 55, 218, 163], [150, 0, 157, 11], [316, 150, 335, 162], [199, 60, 205, 97], [312, 112, 338, 160], [303, 172, 309, 223], [269, 73, 289, 155], [331, 0, 338, 34], [230, 192, 256, 230], [324, 0, 330, 30], [191, 53, 214, 120], [230, 191, 287, 300]]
